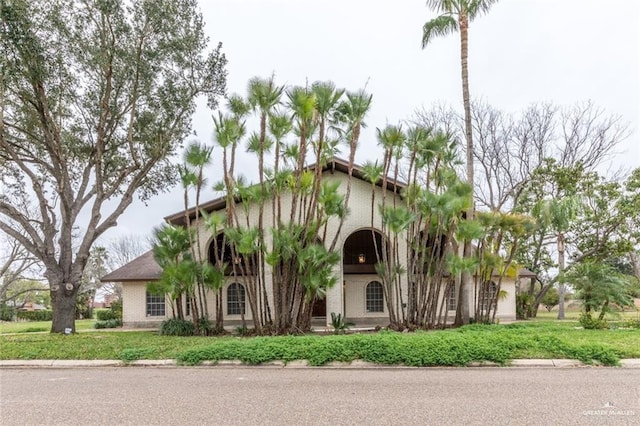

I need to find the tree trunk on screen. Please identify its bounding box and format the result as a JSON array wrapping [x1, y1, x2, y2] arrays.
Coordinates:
[[50, 282, 79, 333], [598, 300, 609, 321], [455, 244, 472, 326], [630, 252, 640, 280], [455, 13, 473, 327], [557, 233, 566, 320]]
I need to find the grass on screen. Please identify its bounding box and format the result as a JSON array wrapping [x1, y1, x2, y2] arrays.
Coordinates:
[[534, 309, 639, 322], [1, 321, 639, 366], [0, 319, 96, 334]]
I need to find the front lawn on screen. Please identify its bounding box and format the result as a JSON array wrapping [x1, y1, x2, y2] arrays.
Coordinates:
[[1, 322, 638, 366], [0, 319, 96, 334], [533, 309, 639, 322]]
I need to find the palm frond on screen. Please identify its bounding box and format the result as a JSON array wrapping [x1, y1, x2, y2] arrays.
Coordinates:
[[422, 14, 458, 48], [425, 0, 456, 14], [468, 0, 499, 20]]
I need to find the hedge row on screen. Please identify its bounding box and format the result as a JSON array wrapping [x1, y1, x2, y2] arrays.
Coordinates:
[[96, 310, 119, 321], [16, 310, 53, 321], [172, 326, 622, 367]]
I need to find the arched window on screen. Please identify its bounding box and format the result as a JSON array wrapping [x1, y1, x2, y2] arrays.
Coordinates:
[[227, 283, 246, 315], [209, 233, 255, 276], [447, 285, 456, 311], [365, 281, 384, 313]]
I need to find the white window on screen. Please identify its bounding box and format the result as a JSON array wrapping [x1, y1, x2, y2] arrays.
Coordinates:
[[365, 281, 384, 313], [227, 283, 246, 315], [447, 285, 456, 311], [146, 292, 165, 317]]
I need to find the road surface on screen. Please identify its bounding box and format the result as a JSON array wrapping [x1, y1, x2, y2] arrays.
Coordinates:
[[1, 367, 638, 425]]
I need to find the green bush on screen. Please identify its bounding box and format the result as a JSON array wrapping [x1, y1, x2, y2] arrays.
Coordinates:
[[172, 325, 623, 367], [621, 318, 640, 329], [196, 316, 213, 335], [96, 310, 118, 321], [330, 312, 353, 334], [94, 319, 122, 329], [579, 313, 608, 329], [516, 293, 534, 319], [16, 310, 53, 321], [110, 300, 123, 319], [118, 348, 152, 363], [159, 318, 195, 336], [0, 304, 15, 321]]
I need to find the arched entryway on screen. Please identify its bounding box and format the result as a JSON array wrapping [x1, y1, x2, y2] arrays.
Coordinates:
[[343, 229, 384, 273], [342, 229, 388, 322]]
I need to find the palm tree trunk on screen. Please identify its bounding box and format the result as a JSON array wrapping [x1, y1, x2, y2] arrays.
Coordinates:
[[456, 12, 472, 326], [557, 233, 566, 320]]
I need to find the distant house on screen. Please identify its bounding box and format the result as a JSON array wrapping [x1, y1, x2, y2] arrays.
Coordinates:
[[92, 294, 119, 309], [9, 301, 48, 312], [102, 158, 534, 328]]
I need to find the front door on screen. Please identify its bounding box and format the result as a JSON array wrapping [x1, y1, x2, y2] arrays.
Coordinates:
[[312, 297, 326, 317]]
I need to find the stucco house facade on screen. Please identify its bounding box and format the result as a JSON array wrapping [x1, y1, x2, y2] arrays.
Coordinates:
[[102, 159, 533, 328]]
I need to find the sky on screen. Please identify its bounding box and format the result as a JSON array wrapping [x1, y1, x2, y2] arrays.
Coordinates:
[[106, 0, 640, 244]]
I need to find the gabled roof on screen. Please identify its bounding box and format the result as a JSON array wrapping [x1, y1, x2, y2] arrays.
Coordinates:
[[165, 157, 406, 226], [100, 250, 161, 283], [511, 268, 536, 277]]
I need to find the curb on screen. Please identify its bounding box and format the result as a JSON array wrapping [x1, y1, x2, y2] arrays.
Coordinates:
[[1, 359, 640, 369]]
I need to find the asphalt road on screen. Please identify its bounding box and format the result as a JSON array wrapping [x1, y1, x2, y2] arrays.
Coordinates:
[[1, 367, 639, 425]]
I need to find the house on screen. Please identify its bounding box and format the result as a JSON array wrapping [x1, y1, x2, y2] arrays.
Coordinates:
[[102, 158, 534, 328], [92, 294, 119, 309]]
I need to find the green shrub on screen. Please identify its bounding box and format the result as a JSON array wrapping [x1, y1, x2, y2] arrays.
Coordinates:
[[96, 310, 118, 321], [516, 293, 534, 319], [159, 318, 195, 336], [94, 319, 122, 329], [16, 310, 53, 321], [0, 304, 15, 321], [196, 317, 213, 335], [330, 312, 353, 334], [621, 318, 640, 329], [579, 312, 608, 329], [110, 299, 123, 319], [118, 348, 151, 363]]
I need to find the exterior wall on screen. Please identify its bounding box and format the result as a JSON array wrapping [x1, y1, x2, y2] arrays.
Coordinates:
[[121, 169, 519, 327], [221, 279, 254, 321], [122, 281, 167, 328], [190, 171, 403, 327], [121, 279, 258, 327], [325, 263, 343, 321], [494, 279, 517, 321], [343, 274, 388, 323]]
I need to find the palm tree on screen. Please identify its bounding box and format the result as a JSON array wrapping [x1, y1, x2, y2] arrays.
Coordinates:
[[182, 141, 213, 318], [564, 262, 634, 322], [247, 76, 284, 330], [532, 196, 581, 320], [328, 89, 372, 252], [422, 0, 498, 325]]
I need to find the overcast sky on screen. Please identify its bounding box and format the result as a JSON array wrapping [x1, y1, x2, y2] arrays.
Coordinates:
[[105, 0, 639, 244]]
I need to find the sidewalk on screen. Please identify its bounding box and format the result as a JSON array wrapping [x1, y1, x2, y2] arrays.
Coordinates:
[[1, 358, 640, 368]]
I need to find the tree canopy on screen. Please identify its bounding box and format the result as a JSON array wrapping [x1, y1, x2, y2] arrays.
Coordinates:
[[0, 0, 227, 332]]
